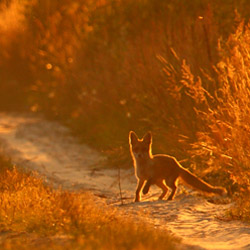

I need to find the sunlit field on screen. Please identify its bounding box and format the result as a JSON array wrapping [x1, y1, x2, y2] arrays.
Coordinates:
[[1, 0, 250, 247]]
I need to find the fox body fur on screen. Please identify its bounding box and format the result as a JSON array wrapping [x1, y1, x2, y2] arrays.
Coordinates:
[[129, 131, 227, 202]]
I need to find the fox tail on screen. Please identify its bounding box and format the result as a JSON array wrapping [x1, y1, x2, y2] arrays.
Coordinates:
[[179, 167, 227, 196]]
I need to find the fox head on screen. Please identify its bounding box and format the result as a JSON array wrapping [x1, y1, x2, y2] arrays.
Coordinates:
[[129, 131, 152, 160]]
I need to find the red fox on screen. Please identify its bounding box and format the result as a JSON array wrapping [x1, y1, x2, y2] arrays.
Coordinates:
[[129, 131, 227, 202]]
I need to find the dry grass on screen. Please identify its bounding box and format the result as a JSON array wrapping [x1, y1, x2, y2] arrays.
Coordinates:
[[0, 0, 250, 221], [0, 155, 178, 250], [156, 22, 250, 221]]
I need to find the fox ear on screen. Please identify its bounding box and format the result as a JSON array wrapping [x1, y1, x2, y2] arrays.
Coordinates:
[[143, 131, 152, 144], [129, 131, 138, 144]]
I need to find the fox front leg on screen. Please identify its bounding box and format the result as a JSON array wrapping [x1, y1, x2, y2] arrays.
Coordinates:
[[135, 179, 145, 202], [142, 179, 153, 195]]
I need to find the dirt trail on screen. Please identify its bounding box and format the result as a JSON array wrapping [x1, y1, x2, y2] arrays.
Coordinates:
[[0, 113, 249, 250]]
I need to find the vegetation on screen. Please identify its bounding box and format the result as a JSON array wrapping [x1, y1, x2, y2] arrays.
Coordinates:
[[0, 0, 250, 221], [0, 155, 178, 250]]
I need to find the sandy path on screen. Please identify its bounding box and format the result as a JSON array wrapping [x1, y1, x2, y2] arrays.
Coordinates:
[[0, 113, 249, 250]]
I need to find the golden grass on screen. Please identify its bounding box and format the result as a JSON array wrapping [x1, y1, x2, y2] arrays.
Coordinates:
[[0, 0, 250, 221], [0, 156, 178, 250], [158, 22, 250, 221]]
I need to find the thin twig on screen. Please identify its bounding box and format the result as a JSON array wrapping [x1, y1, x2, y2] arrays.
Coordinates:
[[118, 167, 124, 205]]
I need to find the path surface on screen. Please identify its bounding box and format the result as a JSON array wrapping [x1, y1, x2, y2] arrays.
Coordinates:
[[0, 113, 249, 250]]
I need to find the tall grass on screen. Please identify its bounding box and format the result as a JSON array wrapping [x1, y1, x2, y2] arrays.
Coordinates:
[[1, 0, 250, 220], [155, 21, 250, 220]]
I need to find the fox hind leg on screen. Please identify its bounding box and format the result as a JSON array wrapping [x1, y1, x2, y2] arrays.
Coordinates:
[[155, 180, 169, 200], [166, 180, 177, 200], [143, 179, 169, 200]]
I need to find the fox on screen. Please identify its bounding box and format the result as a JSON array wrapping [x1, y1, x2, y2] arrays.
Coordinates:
[[129, 131, 227, 202]]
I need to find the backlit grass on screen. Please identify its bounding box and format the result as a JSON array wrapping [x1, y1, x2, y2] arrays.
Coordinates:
[[0, 0, 250, 222], [0, 155, 178, 250]]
